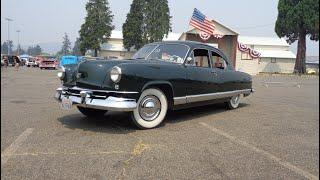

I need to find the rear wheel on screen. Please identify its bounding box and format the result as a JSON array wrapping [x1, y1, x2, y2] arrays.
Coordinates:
[[77, 106, 107, 117], [227, 94, 241, 109], [131, 88, 168, 129]]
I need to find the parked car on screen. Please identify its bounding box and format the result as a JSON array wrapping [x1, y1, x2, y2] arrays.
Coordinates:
[[54, 41, 254, 129], [39, 56, 57, 69], [27, 57, 37, 67], [35, 56, 41, 67], [20, 55, 36, 67], [60, 56, 81, 67], [3, 55, 21, 66]]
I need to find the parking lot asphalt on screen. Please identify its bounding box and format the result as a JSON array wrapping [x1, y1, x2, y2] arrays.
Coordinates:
[[1, 67, 319, 180]]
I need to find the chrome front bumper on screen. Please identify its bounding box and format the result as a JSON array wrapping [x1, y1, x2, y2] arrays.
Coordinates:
[[54, 87, 137, 112]]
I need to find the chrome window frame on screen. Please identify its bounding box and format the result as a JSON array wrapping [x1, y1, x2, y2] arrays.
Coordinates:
[[143, 43, 191, 64], [184, 48, 212, 69]]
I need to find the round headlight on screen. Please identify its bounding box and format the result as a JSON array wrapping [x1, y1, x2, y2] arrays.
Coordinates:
[[57, 72, 65, 79], [110, 66, 121, 83], [57, 66, 65, 80]]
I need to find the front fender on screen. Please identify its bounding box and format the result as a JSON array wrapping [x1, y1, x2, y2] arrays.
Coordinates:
[[142, 81, 174, 93]]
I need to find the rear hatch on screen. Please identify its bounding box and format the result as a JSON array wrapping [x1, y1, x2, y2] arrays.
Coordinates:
[[76, 60, 130, 89], [42, 60, 55, 64]]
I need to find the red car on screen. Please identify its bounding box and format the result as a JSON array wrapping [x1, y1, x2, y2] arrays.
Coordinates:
[[38, 56, 57, 69]]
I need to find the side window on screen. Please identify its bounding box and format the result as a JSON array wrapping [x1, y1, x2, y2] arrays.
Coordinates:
[[188, 49, 210, 68], [211, 51, 227, 70]]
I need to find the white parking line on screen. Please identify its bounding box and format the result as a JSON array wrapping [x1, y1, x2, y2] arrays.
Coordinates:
[[199, 122, 318, 180], [1, 128, 34, 166]]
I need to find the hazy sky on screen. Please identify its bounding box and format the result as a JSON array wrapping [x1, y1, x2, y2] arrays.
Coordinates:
[[1, 0, 319, 56]]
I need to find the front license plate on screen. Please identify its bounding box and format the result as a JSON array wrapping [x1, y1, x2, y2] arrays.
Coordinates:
[[61, 97, 73, 110]]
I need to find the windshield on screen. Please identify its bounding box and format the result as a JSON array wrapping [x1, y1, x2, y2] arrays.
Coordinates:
[[133, 44, 189, 64], [132, 45, 157, 59], [147, 44, 188, 64]]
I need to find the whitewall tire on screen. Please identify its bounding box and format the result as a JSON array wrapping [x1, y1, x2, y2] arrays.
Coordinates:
[[227, 94, 241, 109], [132, 88, 168, 129]]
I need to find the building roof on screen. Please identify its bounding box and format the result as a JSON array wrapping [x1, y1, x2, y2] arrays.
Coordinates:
[[102, 30, 182, 51], [306, 56, 319, 64], [108, 30, 182, 40], [101, 43, 126, 51], [238, 36, 289, 46], [163, 33, 182, 41], [109, 30, 123, 39], [259, 50, 296, 59]]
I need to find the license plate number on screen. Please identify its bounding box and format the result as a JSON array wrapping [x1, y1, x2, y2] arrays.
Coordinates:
[[61, 97, 73, 110]]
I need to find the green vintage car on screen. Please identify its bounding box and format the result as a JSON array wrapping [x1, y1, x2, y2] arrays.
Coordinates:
[[55, 41, 254, 129]]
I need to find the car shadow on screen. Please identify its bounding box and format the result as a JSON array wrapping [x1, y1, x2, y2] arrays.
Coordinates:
[[57, 112, 135, 134], [165, 103, 250, 124], [57, 103, 250, 132]]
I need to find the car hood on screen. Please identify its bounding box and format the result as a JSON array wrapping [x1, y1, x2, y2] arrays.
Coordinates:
[[74, 59, 180, 89]]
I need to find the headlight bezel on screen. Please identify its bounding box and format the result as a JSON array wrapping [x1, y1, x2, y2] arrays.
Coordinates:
[[57, 66, 66, 80], [110, 66, 122, 83]]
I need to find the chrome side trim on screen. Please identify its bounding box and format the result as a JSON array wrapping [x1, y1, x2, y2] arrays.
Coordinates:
[[65, 86, 139, 94], [173, 97, 187, 105], [173, 89, 252, 105]]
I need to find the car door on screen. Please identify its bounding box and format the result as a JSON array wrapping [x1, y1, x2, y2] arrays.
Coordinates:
[[211, 50, 240, 92], [185, 48, 220, 103]]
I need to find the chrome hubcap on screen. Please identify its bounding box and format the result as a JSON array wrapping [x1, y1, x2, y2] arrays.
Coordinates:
[[139, 95, 161, 121], [231, 95, 240, 105]]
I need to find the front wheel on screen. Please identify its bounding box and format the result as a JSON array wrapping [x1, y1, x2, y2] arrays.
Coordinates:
[[77, 106, 107, 117], [226, 94, 241, 109], [131, 88, 168, 129]]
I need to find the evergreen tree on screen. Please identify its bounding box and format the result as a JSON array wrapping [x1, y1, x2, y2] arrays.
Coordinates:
[[72, 38, 82, 56], [122, 0, 171, 51], [61, 33, 72, 55], [79, 0, 114, 57], [275, 0, 319, 73], [14, 44, 26, 55], [27, 45, 42, 56], [1, 41, 14, 54], [1, 42, 9, 54], [145, 0, 171, 42], [34, 45, 42, 55], [122, 0, 144, 51]]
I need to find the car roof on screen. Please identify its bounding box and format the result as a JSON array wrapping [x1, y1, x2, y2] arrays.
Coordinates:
[[148, 40, 228, 60], [149, 40, 220, 50]]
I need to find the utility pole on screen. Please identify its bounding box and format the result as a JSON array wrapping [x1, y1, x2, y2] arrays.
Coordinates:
[[17, 30, 20, 55], [5, 17, 13, 55]]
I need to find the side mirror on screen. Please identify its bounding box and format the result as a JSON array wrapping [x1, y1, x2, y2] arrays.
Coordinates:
[[186, 57, 193, 64]]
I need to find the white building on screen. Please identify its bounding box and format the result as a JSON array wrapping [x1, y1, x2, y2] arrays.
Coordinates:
[[236, 36, 296, 75]]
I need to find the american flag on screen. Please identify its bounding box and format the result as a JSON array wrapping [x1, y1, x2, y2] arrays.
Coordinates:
[[189, 8, 215, 35]]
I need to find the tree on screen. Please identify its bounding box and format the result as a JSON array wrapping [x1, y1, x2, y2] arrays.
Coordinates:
[[72, 38, 82, 56], [1, 42, 9, 54], [275, 0, 319, 73], [27, 45, 42, 56], [122, 0, 172, 51], [79, 0, 114, 57], [122, 0, 145, 51], [1, 41, 14, 54], [14, 44, 26, 55], [145, 0, 171, 42], [60, 33, 72, 55]]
